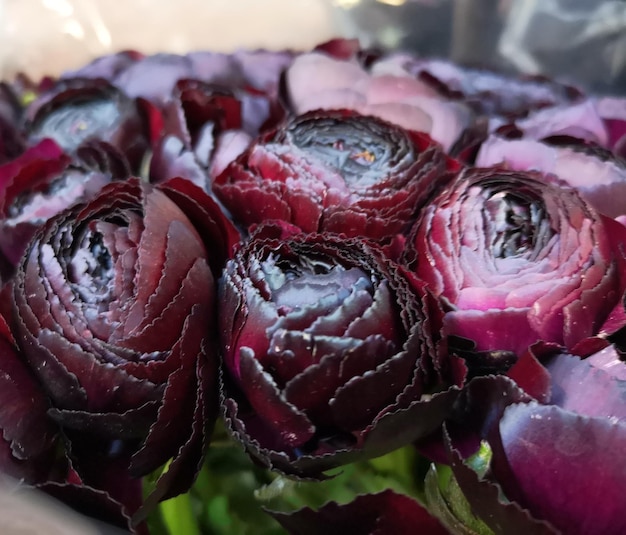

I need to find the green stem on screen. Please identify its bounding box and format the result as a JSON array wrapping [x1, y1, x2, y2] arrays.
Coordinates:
[[160, 492, 201, 535]]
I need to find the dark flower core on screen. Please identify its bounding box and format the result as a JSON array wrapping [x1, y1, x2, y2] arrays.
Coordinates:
[[285, 115, 414, 187], [32, 99, 120, 150], [480, 180, 555, 260]]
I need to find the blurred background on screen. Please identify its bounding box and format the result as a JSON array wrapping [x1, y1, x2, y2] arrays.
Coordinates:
[[1, 0, 625, 92]]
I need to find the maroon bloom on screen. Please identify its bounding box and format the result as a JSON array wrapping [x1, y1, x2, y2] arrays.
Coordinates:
[[11, 178, 235, 521], [220, 224, 461, 477], [214, 109, 456, 241], [0, 313, 64, 485], [149, 78, 280, 191], [406, 168, 626, 356]]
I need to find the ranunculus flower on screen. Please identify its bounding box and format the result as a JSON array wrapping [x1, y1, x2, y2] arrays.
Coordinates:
[[492, 98, 626, 160], [220, 224, 462, 477], [440, 343, 626, 535], [149, 78, 281, 190], [0, 312, 65, 485], [11, 178, 238, 520], [80, 49, 293, 105], [268, 489, 448, 535], [372, 55, 582, 119], [0, 139, 130, 282], [214, 109, 456, 241], [23, 78, 149, 172], [285, 52, 475, 153], [476, 135, 626, 219], [405, 167, 626, 356]]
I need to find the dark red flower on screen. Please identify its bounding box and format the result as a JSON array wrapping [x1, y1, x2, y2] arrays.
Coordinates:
[[220, 224, 462, 478], [440, 343, 626, 535], [214, 109, 456, 241], [11, 178, 237, 522]]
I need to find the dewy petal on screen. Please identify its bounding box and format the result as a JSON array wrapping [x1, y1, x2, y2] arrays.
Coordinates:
[[238, 347, 315, 448], [497, 403, 626, 535], [0, 316, 59, 463]]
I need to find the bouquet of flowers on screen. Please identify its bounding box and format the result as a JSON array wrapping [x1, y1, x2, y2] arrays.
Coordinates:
[[0, 36, 625, 535]]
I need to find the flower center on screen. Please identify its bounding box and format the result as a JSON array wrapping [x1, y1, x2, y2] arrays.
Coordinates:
[[69, 229, 115, 306], [286, 116, 408, 187], [262, 253, 372, 313], [485, 190, 553, 259], [32, 99, 120, 150]]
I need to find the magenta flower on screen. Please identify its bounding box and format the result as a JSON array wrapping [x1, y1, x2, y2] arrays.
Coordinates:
[[406, 168, 626, 355]]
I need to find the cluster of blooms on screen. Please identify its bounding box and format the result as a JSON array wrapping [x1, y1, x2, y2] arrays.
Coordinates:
[[1, 38, 626, 534]]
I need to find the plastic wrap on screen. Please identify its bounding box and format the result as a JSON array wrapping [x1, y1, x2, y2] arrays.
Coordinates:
[[333, 0, 626, 93], [2, 0, 626, 93]]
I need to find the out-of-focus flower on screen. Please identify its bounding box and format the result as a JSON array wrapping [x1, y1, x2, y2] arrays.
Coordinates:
[[285, 52, 475, 153], [437, 343, 626, 535], [149, 78, 282, 191], [214, 109, 457, 241], [491, 98, 626, 159], [67, 49, 294, 106], [23, 78, 149, 172], [220, 223, 463, 478], [372, 55, 582, 120], [405, 168, 626, 356], [11, 178, 238, 522], [0, 139, 130, 282]]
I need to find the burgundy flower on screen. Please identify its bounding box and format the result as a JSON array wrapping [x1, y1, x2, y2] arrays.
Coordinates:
[[150, 78, 281, 190], [0, 139, 130, 282], [405, 168, 626, 356], [441, 343, 626, 535], [220, 224, 462, 477], [0, 313, 64, 485], [268, 489, 448, 535], [214, 109, 456, 241], [11, 178, 236, 521], [23, 78, 149, 172]]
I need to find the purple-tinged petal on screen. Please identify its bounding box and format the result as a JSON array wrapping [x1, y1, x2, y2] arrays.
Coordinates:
[[496, 403, 626, 535]]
